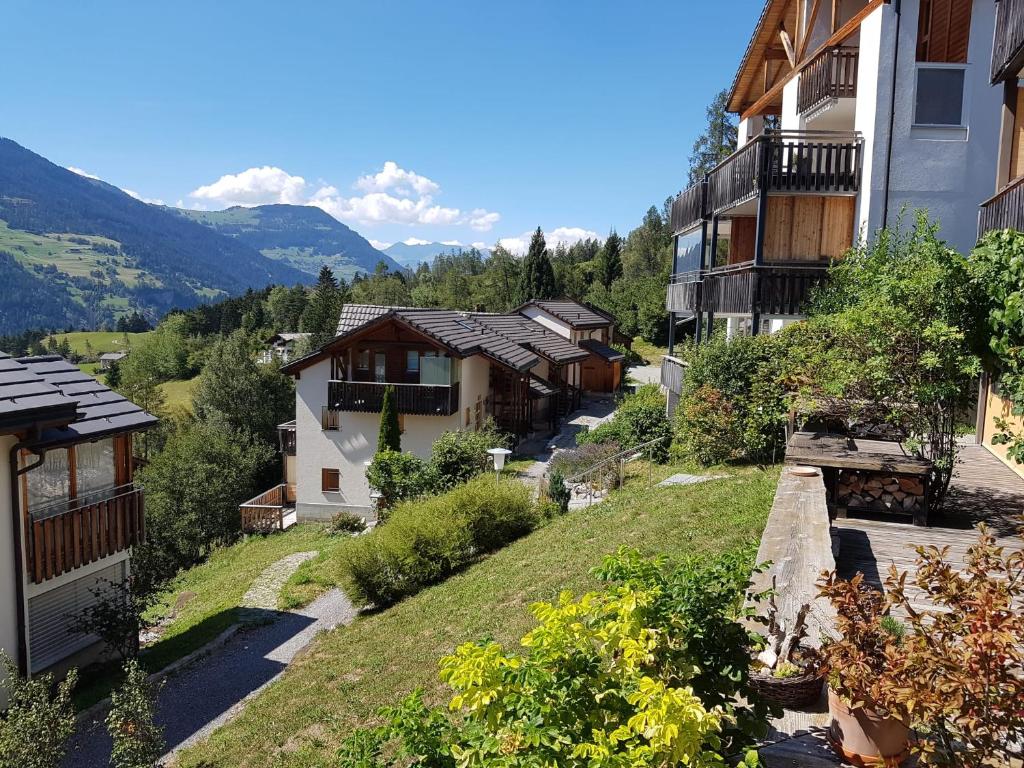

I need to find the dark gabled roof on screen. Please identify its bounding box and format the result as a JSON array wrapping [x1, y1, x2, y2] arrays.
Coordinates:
[[528, 374, 559, 399], [0, 352, 80, 434], [469, 313, 590, 364], [518, 299, 613, 329], [15, 356, 158, 447], [337, 304, 417, 335], [580, 339, 626, 363], [397, 309, 539, 371]]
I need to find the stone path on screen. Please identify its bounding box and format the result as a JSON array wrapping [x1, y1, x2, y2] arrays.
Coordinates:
[[656, 473, 723, 487], [241, 550, 318, 610], [65, 556, 357, 768], [517, 396, 617, 492], [626, 364, 661, 386]]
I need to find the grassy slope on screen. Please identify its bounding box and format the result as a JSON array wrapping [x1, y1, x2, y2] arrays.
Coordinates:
[[74, 525, 341, 709], [43, 330, 152, 355], [177, 464, 777, 768], [630, 337, 669, 365], [158, 376, 200, 412]]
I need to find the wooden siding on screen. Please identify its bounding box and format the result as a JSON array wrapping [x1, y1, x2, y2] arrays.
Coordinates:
[[1010, 88, 1024, 180], [763, 195, 855, 261], [992, 0, 1024, 82], [729, 217, 758, 264], [917, 0, 973, 63]]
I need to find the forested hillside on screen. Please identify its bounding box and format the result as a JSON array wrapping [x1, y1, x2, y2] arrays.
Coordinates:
[[0, 138, 309, 333], [172, 204, 404, 280]]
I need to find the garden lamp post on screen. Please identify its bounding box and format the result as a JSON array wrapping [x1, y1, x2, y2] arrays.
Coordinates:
[[487, 447, 512, 484]]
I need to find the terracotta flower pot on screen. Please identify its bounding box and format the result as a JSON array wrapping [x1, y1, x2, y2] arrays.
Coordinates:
[[827, 687, 910, 767]]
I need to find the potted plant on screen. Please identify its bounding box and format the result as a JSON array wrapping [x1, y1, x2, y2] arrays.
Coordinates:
[[749, 591, 824, 708], [817, 571, 911, 767]]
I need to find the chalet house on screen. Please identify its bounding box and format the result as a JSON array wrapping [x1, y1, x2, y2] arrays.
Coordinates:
[[264, 300, 618, 523], [975, 0, 1024, 477], [259, 332, 311, 365], [0, 353, 155, 698], [662, 0, 1002, 406], [98, 351, 127, 370]]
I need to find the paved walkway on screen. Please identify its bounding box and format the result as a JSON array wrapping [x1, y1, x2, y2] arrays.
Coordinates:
[[626, 364, 661, 386], [65, 564, 356, 767], [517, 396, 617, 490]]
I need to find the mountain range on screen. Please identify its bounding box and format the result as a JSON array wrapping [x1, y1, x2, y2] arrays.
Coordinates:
[[384, 240, 492, 268], [0, 138, 403, 334]]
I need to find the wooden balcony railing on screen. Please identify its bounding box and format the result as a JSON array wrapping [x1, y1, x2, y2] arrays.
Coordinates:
[[993, 0, 1024, 83], [669, 179, 707, 235], [666, 270, 702, 313], [240, 483, 295, 533], [706, 131, 863, 215], [26, 484, 144, 584], [327, 380, 460, 416], [660, 355, 687, 396], [666, 262, 829, 317], [798, 47, 859, 115], [979, 175, 1024, 234]]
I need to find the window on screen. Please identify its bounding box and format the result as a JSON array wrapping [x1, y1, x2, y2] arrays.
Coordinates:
[[321, 468, 341, 492], [357, 350, 369, 369], [914, 65, 966, 125], [406, 350, 420, 372]]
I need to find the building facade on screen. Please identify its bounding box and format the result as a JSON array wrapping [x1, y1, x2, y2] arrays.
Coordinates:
[[263, 300, 619, 522], [0, 354, 156, 700]]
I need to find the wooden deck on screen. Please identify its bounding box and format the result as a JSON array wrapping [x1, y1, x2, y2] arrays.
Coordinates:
[[761, 443, 1024, 766]]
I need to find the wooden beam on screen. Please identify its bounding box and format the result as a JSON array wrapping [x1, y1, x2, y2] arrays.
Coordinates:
[[741, 0, 885, 119], [831, 0, 840, 33], [765, 47, 791, 60], [779, 26, 797, 67], [798, 0, 823, 61]]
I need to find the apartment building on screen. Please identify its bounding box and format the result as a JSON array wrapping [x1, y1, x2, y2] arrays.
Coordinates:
[[0, 353, 156, 698], [975, 0, 1024, 476], [664, 0, 1000, 363], [249, 300, 618, 523]]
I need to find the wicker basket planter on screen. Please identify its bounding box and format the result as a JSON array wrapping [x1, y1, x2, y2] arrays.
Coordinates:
[[749, 665, 824, 709]]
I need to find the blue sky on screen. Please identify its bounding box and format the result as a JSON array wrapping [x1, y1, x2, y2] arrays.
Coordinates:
[[4, 1, 750, 253]]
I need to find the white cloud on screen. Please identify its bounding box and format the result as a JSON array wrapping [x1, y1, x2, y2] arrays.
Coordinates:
[[67, 166, 102, 180], [369, 239, 393, 250], [472, 241, 487, 249], [403, 237, 433, 246], [188, 161, 501, 234], [123, 189, 166, 206], [497, 227, 602, 256], [440, 239, 463, 246], [190, 166, 308, 207], [354, 160, 439, 197]]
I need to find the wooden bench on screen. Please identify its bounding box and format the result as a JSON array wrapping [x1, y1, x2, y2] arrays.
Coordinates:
[[785, 432, 933, 526]]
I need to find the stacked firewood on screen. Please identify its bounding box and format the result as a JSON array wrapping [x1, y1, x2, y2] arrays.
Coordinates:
[[836, 469, 925, 513]]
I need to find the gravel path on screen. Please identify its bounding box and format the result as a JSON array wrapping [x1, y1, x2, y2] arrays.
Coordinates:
[[64, 559, 356, 767], [241, 550, 317, 610]]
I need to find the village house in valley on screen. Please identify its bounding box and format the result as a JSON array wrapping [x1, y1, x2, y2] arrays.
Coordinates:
[[662, 0, 1001, 406], [0, 353, 156, 699], [245, 300, 620, 525]]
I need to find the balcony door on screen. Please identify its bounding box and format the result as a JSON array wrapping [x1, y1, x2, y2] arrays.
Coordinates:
[[374, 353, 386, 383]]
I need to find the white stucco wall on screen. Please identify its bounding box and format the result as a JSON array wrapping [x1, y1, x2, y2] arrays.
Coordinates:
[[520, 307, 571, 339], [859, 0, 1001, 254], [293, 355, 493, 519], [0, 435, 18, 704]]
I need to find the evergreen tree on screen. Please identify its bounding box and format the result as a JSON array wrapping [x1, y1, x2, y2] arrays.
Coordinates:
[[518, 228, 558, 300], [595, 230, 624, 289], [107, 659, 165, 768], [105, 358, 122, 389], [687, 89, 738, 185], [622, 206, 673, 280], [300, 266, 346, 348], [378, 385, 401, 452]]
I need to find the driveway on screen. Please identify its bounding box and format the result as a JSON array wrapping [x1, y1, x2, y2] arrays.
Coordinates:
[[64, 588, 357, 767]]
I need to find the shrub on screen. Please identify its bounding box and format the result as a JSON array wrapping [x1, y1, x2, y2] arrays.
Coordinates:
[[0, 652, 78, 768], [675, 385, 743, 466], [107, 659, 165, 768], [549, 441, 622, 490], [546, 467, 570, 514], [366, 450, 437, 509], [577, 384, 670, 461], [335, 548, 769, 768], [330, 511, 367, 534], [339, 476, 536, 608], [429, 419, 512, 490]]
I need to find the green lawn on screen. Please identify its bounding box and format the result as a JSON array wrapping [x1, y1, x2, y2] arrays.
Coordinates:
[[630, 337, 669, 365], [44, 329, 152, 356], [158, 376, 200, 412], [74, 524, 340, 709], [177, 463, 777, 768]]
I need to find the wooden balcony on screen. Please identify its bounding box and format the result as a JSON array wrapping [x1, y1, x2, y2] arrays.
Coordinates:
[[993, 0, 1024, 83], [327, 380, 460, 416], [670, 131, 863, 235], [666, 262, 829, 317], [25, 484, 144, 584], [979, 175, 1024, 234], [660, 355, 687, 396], [240, 483, 296, 533], [665, 270, 702, 313], [797, 47, 858, 115]]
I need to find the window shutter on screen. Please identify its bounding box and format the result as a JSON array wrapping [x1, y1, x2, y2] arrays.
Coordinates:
[[917, 0, 973, 63], [321, 468, 340, 492]]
